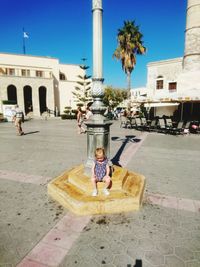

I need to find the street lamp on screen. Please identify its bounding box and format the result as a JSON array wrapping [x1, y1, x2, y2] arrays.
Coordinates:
[[84, 0, 112, 175]]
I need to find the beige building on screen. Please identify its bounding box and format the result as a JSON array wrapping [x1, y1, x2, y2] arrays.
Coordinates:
[[0, 53, 85, 117]]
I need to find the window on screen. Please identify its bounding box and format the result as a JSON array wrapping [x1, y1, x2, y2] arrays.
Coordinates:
[[36, 70, 43, 77], [0, 68, 6, 75], [59, 72, 66, 80], [168, 82, 177, 91], [21, 69, 30, 77], [7, 85, 17, 103], [156, 76, 164, 90], [21, 69, 26, 76], [8, 68, 15, 76], [156, 79, 164, 89]]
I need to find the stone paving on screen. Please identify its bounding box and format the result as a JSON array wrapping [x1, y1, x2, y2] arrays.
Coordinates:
[[60, 206, 200, 267], [0, 118, 200, 267]]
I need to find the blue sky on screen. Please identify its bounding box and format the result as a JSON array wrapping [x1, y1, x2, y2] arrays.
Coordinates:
[[0, 0, 187, 89]]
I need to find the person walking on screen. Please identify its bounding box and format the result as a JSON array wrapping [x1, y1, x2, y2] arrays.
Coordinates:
[[77, 106, 85, 134], [85, 106, 93, 120], [12, 105, 25, 136]]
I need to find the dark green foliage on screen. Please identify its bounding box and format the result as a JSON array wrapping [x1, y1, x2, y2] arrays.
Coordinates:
[[103, 86, 128, 109], [2, 100, 17, 105], [61, 114, 76, 120], [73, 59, 92, 107], [63, 106, 72, 115]]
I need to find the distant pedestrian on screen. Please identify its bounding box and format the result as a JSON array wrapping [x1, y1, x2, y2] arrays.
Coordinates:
[[85, 106, 93, 120], [91, 147, 111, 196], [28, 104, 32, 113], [77, 106, 85, 134], [43, 107, 50, 120], [12, 105, 25, 136]]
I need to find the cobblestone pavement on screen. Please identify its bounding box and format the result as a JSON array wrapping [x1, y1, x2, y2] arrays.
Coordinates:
[[0, 119, 200, 267]]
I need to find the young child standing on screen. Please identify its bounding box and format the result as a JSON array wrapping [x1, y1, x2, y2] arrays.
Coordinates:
[[91, 147, 111, 196]]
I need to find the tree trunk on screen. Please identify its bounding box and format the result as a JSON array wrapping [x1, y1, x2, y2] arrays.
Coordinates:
[[127, 72, 131, 109]]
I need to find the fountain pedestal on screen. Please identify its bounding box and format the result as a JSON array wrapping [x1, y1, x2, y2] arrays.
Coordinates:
[[48, 164, 145, 215]]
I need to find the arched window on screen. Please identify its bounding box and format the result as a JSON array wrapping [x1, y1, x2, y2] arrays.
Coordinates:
[[23, 86, 33, 114], [156, 76, 164, 90], [59, 72, 66, 80], [39, 86, 47, 114], [7, 85, 17, 104]]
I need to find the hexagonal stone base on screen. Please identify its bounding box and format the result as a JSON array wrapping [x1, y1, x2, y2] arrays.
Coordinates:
[[47, 164, 146, 215]]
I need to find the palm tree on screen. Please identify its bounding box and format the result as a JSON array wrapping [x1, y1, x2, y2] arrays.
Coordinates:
[[113, 20, 146, 101]]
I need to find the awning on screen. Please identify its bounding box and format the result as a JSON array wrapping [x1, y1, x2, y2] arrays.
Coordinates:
[[144, 102, 180, 108], [173, 96, 200, 102]]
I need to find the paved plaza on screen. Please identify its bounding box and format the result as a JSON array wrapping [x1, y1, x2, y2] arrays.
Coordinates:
[[0, 118, 200, 267]]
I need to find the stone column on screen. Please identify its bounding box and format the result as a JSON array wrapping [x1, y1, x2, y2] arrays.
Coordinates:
[[84, 0, 112, 175], [93, 0, 103, 79], [183, 0, 200, 71], [32, 86, 41, 117], [46, 82, 55, 116], [17, 86, 25, 112]]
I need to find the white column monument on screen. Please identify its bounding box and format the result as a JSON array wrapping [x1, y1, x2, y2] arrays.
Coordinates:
[[183, 0, 200, 71], [177, 0, 200, 97]]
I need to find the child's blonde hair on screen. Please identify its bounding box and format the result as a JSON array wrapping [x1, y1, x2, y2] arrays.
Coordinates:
[[95, 147, 105, 159]]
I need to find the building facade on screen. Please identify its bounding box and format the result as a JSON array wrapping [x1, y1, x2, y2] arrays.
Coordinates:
[[146, 58, 183, 101], [0, 53, 85, 117], [131, 0, 200, 120], [131, 87, 147, 101]]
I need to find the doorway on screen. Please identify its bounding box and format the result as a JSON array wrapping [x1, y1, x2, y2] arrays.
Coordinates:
[[23, 86, 33, 115], [7, 85, 17, 104], [39, 86, 47, 114]]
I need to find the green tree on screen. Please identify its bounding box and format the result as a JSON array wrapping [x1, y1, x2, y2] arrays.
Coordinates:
[[113, 20, 146, 94], [103, 86, 128, 109], [73, 58, 92, 107]]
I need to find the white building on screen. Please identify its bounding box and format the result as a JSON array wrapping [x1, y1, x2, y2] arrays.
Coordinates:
[[0, 53, 86, 117], [131, 87, 147, 101], [147, 58, 183, 101], [132, 0, 200, 120]]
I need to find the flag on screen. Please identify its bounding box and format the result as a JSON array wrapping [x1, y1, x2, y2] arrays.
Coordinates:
[[23, 31, 29, 38]]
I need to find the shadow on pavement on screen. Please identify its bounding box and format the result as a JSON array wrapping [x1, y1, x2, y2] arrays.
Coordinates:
[[111, 135, 141, 167], [24, 131, 40, 135], [127, 259, 142, 267]]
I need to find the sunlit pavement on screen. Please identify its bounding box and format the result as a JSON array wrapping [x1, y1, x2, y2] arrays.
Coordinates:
[[0, 118, 200, 267]]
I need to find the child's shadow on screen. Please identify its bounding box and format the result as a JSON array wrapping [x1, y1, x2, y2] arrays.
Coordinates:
[[127, 259, 142, 267], [108, 165, 114, 189]]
